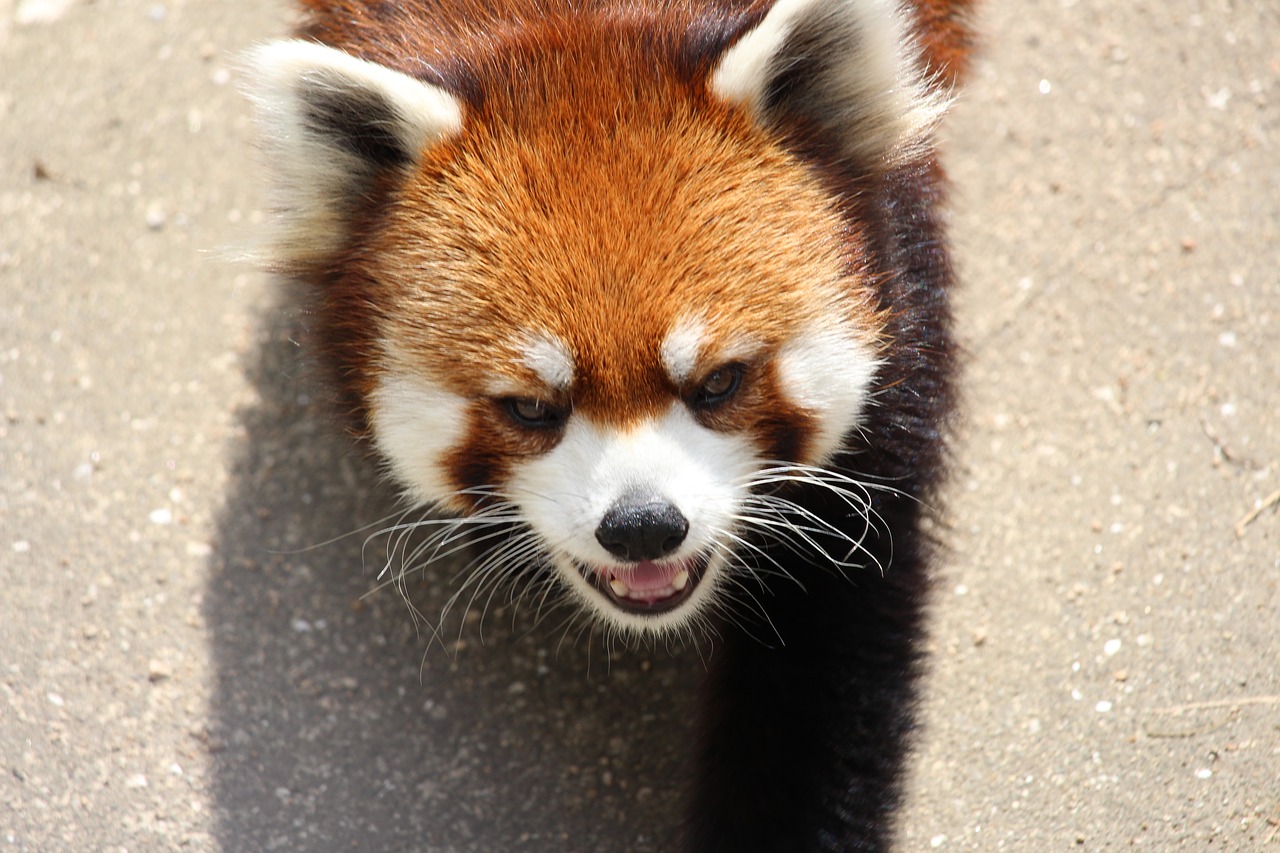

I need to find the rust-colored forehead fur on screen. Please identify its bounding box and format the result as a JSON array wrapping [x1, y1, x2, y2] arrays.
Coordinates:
[[343, 12, 878, 423]]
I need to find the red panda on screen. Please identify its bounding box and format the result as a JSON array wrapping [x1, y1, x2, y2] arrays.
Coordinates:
[[246, 0, 974, 849]]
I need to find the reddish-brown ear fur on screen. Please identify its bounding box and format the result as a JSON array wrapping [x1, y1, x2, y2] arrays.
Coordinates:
[[910, 0, 980, 84]]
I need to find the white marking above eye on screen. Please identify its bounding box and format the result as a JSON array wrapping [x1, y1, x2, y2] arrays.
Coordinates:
[[516, 329, 575, 391], [660, 315, 708, 385]]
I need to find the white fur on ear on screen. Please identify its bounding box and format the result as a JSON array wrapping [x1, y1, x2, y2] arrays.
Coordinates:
[[711, 0, 948, 169], [244, 40, 463, 266]]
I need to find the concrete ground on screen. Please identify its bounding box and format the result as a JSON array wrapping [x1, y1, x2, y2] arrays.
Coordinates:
[[1, 0, 1275, 850]]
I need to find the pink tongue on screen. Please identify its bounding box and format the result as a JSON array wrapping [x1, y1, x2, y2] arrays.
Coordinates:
[[614, 560, 680, 592]]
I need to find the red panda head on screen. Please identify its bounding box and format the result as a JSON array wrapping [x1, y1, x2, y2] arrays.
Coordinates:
[[247, 0, 947, 637]]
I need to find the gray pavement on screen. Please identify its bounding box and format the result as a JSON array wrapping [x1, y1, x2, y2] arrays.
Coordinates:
[[1, 0, 1277, 850]]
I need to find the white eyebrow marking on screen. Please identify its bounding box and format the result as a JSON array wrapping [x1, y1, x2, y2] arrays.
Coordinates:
[[660, 315, 708, 385], [517, 330, 575, 390]]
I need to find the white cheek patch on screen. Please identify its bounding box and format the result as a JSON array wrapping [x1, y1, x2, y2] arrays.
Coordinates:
[[515, 329, 575, 391], [369, 374, 469, 509], [776, 324, 881, 464], [507, 404, 760, 634]]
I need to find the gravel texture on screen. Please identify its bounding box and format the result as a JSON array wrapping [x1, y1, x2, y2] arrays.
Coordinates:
[[1, 0, 1276, 850]]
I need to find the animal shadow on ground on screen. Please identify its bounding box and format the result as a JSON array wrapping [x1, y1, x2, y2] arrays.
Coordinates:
[[204, 303, 701, 852]]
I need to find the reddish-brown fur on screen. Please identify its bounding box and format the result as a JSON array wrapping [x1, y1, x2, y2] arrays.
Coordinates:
[[380, 75, 864, 488], [910, 0, 979, 84], [289, 1, 971, 449], [287, 1, 963, 500]]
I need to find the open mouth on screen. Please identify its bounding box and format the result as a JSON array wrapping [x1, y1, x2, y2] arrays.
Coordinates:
[[580, 555, 708, 615]]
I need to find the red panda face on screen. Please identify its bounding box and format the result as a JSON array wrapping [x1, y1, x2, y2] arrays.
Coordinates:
[[247, 0, 945, 636], [361, 65, 883, 633]]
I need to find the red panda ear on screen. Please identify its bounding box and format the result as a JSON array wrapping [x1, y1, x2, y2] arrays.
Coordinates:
[[243, 40, 463, 267], [709, 0, 948, 170]]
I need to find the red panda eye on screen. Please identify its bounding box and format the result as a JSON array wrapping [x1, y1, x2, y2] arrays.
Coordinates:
[[505, 398, 567, 429], [692, 365, 743, 410]]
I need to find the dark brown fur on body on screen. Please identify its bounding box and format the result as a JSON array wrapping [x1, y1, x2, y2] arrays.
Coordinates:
[[250, 1, 973, 849], [688, 146, 960, 851]]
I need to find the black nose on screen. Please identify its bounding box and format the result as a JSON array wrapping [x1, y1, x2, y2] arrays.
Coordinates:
[[594, 494, 689, 562]]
